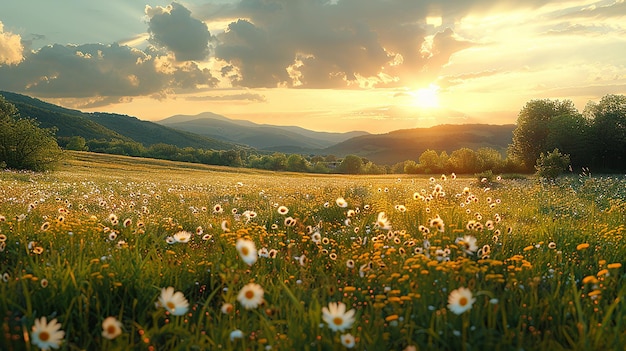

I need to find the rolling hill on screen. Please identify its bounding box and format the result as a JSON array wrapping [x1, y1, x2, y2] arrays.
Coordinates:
[[322, 124, 516, 165], [158, 112, 369, 152], [0, 91, 242, 150]]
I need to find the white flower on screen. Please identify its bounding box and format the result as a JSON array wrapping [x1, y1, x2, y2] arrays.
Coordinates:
[[158, 286, 189, 316], [236, 239, 258, 266], [447, 287, 476, 315], [455, 235, 478, 255], [322, 301, 356, 332], [336, 197, 348, 208], [376, 212, 391, 230], [31, 316, 65, 350], [277, 206, 289, 215], [221, 302, 234, 314], [101, 316, 123, 340], [237, 283, 264, 309], [173, 230, 192, 243], [341, 333, 356, 348], [230, 329, 244, 341]]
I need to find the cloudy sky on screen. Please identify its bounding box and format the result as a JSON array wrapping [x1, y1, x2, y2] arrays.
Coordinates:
[[1, 0, 624, 133]]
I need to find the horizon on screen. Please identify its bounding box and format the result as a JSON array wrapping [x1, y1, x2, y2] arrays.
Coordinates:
[[1, 1, 625, 133]]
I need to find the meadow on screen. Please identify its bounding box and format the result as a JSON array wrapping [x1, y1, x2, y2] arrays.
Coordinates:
[[0, 151, 625, 350]]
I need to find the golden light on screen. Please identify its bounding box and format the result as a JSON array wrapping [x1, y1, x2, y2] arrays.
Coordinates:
[[413, 84, 440, 109]]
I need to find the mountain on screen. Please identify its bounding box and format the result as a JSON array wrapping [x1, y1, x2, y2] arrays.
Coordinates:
[[322, 124, 516, 165], [158, 112, 369, 151], [0, 91, 241, 150]]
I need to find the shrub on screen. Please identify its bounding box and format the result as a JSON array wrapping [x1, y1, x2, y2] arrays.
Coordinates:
[[535, 148, 570, 179]]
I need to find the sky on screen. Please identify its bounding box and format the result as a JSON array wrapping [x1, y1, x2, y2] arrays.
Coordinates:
[[0, 0, 625, 133]]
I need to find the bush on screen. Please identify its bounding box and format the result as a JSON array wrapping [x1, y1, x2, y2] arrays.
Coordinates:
[[0, 97, 63, 171], [535, 148, 570, 179]]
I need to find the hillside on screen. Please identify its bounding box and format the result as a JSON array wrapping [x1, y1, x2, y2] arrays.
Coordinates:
[[322, 124, 516, 165], [158, 112, 369, 151], [0, 91, 241, 150]]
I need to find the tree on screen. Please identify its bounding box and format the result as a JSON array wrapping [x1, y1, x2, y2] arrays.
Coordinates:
[[449, 148, 480, 174], [286, 154, 310, 172], [0, 97, 63, 171], [418, 149, 441, 173], [66, 136, 89, 151], [509, 99, 579, 171], [476, 147, 504, 172], [584, 94, 626, 170], [337, 155, 363, 174]]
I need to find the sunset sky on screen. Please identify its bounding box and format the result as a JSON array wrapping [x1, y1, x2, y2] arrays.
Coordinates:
[[1, 0, 625, 133]]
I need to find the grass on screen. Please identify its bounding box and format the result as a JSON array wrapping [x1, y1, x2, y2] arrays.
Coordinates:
[[1, 151, 625, 350]]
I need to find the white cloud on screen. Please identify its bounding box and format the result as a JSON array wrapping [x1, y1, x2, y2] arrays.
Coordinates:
[[0, 22, 23, 65]]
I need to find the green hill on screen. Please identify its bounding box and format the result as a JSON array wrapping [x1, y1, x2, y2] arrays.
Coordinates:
[[322, 124, 516, 165], [0, 91, 241, 150]]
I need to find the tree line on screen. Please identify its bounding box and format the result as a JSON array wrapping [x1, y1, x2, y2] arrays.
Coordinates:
[[1, 94, 625, 176]]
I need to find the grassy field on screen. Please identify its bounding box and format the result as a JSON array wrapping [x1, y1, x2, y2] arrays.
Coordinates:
[[1, 151, 625, 350]]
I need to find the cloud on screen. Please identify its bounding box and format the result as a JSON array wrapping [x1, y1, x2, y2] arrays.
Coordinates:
[[561, 1, 626, 20], [145, 3, 213, 61], [185, 92, 266, 102], [0, 43, 217, 98], [0, 22, 23, 65], [211, 0, 477, 89]]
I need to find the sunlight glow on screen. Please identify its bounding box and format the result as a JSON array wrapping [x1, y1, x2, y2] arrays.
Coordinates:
[[413, 84, 440, 109]]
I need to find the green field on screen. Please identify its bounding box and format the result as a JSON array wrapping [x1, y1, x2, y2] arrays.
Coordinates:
[[1, 152, 625, 350]]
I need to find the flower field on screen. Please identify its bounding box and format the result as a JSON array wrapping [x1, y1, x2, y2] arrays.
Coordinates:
[[1, 152, 625, 350]]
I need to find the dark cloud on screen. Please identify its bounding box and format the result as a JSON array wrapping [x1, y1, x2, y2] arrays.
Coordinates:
[[210, 0, 476, 89], [0, 43, 217, 98], [146, 3, 213, 61]]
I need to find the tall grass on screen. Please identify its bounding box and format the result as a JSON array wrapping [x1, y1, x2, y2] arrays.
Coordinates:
[[0, 152, 624, 350]]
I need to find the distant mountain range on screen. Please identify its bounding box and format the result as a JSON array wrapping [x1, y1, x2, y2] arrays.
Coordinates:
[[157, 113, 369, 152], [0, 91, 516, 165]]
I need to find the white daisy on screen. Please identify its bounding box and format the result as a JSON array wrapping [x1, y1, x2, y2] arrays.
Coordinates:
[[236, 239, 258, 266], [237, 283, 264, 309], [322, 301, 355, 332], [31, 316, 65, 350], [158, 286, 189, 316], [447, 287, 476, 315]]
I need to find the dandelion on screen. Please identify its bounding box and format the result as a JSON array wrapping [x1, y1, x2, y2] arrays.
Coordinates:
[[277, 206, 289, 215], [221, 302, 234, 314], [341, 333, 356, 348], [158, 286, 189, 316], [336, 197, 348, 208], [376, 212, 391, 230], [31, 316, 65, 350], [447, 287, 476, 315], [230, 329, 244, 341], [311, 232, 322, 244], [322, 301, 356, 332], [173, 231, 192, 243], [101, 316, 123, 340], [456, 235, 478, 255], [237, 283, 264, 309], [236, 239, 258, 266]]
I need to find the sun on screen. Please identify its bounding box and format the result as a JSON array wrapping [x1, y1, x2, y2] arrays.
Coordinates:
[[413, 84, 440, 109]]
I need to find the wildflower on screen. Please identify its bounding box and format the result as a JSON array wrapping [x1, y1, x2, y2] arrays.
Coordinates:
[[236, 239, 258, 266], [336, 197, 348, 208], [123, 218, 132, 228], [346, 259, 355, 269], [298, 255, 307, 266], [456, 235, 478, 255], [31, 316, 65, 350], [173, 231, 192, 243], [376, 212, 391, 230], [158, 287, 189, 316], [196, 226, 204, 235], [165, 236, 176, 244], [268, 249, 278, 258], [277, 206, 289, 215], [40, 222, 50, 231], [341, 333, 356, 348], [221, 302, 234, 314], [322, 301, 356, 332], [230, 329, 244, 341], [548, 242, 557, 249], [213, 204, 223, 214], [101, 316, 123, 340], [311, 232, 322, 244], [237, 283, 264, 309], [258, 247, 269, 258], [608, 263, 622, 269], [576, 243, 590, 251], [447, 287, 475, 315], [429, 216, 445, 232], [221, 220, 230, 232], [40, 279, 49, 288], [284, 217, 296, 227]]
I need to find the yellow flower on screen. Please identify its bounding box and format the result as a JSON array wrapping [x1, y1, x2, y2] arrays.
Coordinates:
[[576, 243, 590, 251]]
